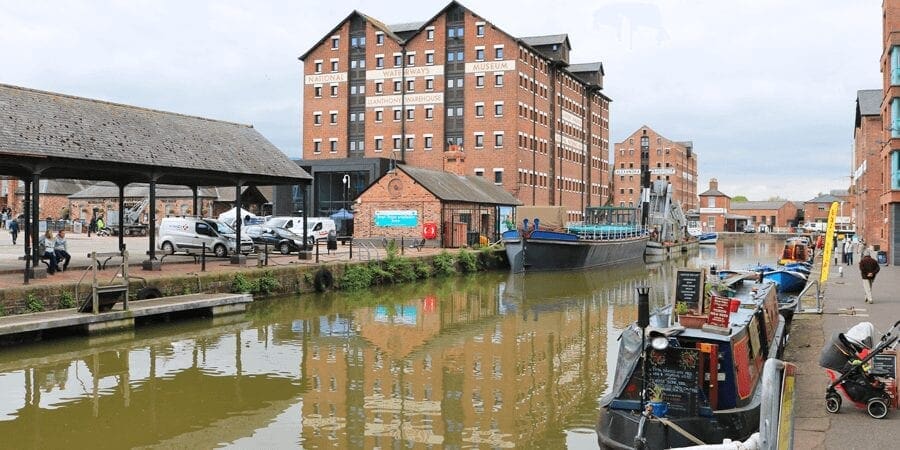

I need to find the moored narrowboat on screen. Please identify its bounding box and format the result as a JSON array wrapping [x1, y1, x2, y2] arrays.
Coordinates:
[[596, 276, 786, 449]]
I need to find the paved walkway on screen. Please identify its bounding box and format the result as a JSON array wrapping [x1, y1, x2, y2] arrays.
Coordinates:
[[788, 255, 900, 449], [0, 228, 440, 289]]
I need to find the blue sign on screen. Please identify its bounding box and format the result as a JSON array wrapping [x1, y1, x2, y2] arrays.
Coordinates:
[[374, 210, 418, 227]]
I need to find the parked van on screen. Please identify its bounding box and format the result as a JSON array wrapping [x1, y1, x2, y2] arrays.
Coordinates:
[[304, 217, 337, 243], [158, 217, 254, 257]]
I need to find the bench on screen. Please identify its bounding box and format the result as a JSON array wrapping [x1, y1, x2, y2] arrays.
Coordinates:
[[409, 238, 426, 251]]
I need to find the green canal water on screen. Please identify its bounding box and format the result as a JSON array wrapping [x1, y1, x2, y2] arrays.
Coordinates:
[[0, 237, 782, 448]]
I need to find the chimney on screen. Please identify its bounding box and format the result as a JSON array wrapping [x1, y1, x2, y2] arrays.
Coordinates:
[[443, 144, 466, 176], [709, 178, 718, 191]]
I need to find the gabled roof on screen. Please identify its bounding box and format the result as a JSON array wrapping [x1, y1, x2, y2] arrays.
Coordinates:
[[699, 187, 729, 198], [0, 84, 311, 186], [68, 182, 217, 199], [519, 34, 571, 50], [807, 194, 842, 203], [857, 89, 882, 116], [298, 11, 403, 61], [568, 62, 604, 75], [729, 201, 789, 210], [388, 21, 426, 33], [399, 165, 521, 205]]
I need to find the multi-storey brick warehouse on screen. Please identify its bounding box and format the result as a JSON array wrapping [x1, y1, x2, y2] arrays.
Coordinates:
[[612, 126, 698, 212], [297, 1, 611, 222]]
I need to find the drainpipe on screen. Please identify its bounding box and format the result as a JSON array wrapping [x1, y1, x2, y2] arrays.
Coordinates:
[[400, 44, 407, 163]]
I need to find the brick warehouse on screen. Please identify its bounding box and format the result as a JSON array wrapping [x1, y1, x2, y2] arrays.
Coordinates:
[[289, 0, 612, 227], [612, 126, 698, 212]]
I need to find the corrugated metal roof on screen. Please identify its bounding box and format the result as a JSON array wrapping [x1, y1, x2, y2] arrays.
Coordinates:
[[68, 182, 217, 199], [729, 201, 788, 210], [0, 84, 311, 184], [857, 89, 882, 116], [400, 165, 521, 205]]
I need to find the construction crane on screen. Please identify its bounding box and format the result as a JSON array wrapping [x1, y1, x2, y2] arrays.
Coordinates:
[[107, 197, 149, 236]]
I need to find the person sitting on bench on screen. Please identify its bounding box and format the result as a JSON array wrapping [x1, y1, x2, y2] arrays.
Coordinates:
[[39, 230, 59, 274], [54, 229, 71, 272]]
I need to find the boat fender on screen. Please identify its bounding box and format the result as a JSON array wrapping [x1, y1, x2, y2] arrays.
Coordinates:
[[314, 268, 334, 292], [136, 286, 162, 300]]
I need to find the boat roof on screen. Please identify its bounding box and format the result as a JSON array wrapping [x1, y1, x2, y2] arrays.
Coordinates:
[[649, 275, 776, 342]]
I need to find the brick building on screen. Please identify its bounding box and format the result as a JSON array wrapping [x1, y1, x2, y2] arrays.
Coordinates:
[[612, 126, 698, 212], [853, 89, 885, 249], [728, 201, 800, 232], [879, 0, 900, 263], [698, 179, 729, 232], [354, 164, 519, 246], [292, 1, 611, 224], [803, 193, 847, 228]]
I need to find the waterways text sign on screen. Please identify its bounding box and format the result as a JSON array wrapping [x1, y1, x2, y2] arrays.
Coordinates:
[[366, 65, 445, 80], [374, 210, 418, 227]]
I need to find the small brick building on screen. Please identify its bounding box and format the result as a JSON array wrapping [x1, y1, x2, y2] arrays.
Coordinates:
[[354, 164, 520, 247]]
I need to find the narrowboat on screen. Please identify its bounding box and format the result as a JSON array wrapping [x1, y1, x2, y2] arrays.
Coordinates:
[[596, 275, 787, 449]]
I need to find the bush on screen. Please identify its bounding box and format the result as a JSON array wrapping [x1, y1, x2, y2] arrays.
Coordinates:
[[255, 271, 281, 295], [341, 264, 375, 290], [384, 255, 417, 283], [433, 251, 457, 276], [25, 293, 44, 313], [457, 249, 479, 273], [231, 274, 254, 294], [414, 260, 433, 279], [59, 291, 76, 309]]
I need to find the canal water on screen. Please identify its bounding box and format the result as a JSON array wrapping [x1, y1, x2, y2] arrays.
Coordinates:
[[0, 236, 783, 448]]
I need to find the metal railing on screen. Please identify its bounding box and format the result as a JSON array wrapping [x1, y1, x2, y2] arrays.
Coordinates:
[[796, 279, 823, 314]]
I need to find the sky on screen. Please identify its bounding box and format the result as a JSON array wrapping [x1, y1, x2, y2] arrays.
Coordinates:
[[0, 0, 884, 202]]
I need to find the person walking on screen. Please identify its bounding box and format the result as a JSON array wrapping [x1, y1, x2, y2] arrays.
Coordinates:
[[859, 250, 881, 304], [8, 216, 19, 245], [88, 215, 96, 237], [54, 229, 71, 271], [846, 240, 856, 265]]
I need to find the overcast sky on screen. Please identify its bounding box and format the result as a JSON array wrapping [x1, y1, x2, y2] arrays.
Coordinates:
[[0, 0, 883, 201]]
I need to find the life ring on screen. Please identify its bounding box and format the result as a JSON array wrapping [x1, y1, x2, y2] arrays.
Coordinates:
[[422, 222, 437, 240], [314, 268, 334, 292], [136, 286, 162, 300]]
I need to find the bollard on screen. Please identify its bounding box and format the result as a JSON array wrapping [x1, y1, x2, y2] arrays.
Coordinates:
[[315, 239, 319, 263], [349, 239, 353, 260], [201, 243, 206, 272], [401, 236, 405, 256]]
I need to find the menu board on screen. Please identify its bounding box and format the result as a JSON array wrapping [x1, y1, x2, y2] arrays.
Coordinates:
[[871, 354, 896, 378], [675, 269, 706, 311], [646, 347, 701, 417], [707, 295, 731, 328]]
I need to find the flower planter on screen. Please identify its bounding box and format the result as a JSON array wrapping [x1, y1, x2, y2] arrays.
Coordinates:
[[678, 314, 708, 328]]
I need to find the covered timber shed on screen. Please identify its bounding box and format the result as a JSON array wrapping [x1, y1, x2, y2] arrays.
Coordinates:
[[0, 83, 311, 281]]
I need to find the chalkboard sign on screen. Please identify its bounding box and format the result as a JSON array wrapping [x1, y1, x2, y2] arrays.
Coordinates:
[[707, 295, 731, 328], [675, 269, 706, 312], [871, 354, 896, 378], [646, 347, 701, 417]]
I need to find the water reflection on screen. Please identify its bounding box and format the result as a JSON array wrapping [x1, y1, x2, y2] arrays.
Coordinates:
[[0, 239, 782, 448]]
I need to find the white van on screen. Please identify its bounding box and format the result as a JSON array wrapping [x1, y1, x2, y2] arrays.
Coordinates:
[[158, 217, 254, 257], [304, 217, 337, 242]]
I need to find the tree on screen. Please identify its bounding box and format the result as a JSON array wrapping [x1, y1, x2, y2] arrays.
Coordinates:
[[767, 196, 787, 202], [732, 195, 748, 202]]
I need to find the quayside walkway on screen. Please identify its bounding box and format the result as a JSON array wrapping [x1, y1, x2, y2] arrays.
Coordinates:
[[787, 256, 900, 449]]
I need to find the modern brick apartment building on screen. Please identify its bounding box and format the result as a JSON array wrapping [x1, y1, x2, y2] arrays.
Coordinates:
[[612, 126, 698, 212], [293, 1, 611, 223]]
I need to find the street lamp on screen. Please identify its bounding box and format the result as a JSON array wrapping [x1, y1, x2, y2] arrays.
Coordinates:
[[342, 174, 350, 209]]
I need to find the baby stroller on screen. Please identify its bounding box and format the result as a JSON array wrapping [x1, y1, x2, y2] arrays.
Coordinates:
[[818, 320, 900, 418]]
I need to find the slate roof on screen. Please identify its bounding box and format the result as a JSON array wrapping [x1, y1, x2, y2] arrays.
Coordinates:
[[68, 182, 217, 199], [568, 62, 603, 73], [400, 165, 521, 206], [807, 194, 842, 203], [857, 89, 882, 116], [388, 21, 426, 33], [519, 34, 571, 49], [699, 188, 729, 198], [212, 185, 274, 203], [729, 201, 788, 210], [14, 179, 94, 195], [0, 84, 311, 186]]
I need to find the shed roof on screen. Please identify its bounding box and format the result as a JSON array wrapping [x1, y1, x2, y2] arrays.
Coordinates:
[[68, 182, 218, 199], [729, 201, 789, 210], [0, 84, 311, 186], [399, 165, 521, 205]]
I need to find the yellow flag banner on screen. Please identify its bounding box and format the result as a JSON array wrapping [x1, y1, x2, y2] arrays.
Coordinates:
[[820, 202, 839, 283]]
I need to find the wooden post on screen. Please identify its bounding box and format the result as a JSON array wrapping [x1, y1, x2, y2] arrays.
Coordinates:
[[91, 251, 99, 314]]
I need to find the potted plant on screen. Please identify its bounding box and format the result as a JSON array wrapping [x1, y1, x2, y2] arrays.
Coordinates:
[[675, 301, 708, 328], [674, 301, 690, 316], [648, 384, 668, 417]]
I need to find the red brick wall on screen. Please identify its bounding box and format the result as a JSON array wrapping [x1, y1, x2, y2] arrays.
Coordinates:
[[303, 21, 350, 159], [354, 170, 441, 240], [613, 126, 698, 212], [856, 114, 886, 249]]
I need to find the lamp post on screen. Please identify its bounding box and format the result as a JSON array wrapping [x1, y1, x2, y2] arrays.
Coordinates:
[[342, 174, 350, 210], [636, 286, 650, 407]]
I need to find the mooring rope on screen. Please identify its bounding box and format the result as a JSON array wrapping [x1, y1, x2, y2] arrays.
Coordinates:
[[656, 417, 707, 446]]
